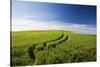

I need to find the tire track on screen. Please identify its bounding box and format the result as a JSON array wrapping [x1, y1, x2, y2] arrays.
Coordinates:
[[46, 33, 64, 43], [46, 35, 68, 49], [29, 33, 68, 61], [28, 45, 36, 60]]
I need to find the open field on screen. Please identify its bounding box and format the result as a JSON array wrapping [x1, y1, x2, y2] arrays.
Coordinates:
[[11, 30, 96, 66]]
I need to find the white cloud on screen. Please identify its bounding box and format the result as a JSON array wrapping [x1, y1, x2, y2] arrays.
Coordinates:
[[12, 16, 96, 34]]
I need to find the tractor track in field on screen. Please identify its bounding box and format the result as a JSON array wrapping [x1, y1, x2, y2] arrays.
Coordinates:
[[29, 33, 69, 61]]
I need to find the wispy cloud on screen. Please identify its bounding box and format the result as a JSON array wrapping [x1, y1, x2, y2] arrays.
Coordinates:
[[12, 16, 96, 34]]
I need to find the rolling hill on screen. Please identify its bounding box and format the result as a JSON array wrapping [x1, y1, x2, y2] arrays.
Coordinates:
[[11, 30, 96, 66]]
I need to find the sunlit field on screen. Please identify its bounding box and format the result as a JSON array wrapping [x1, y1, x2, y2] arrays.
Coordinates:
[[11, 30, 96, 66]]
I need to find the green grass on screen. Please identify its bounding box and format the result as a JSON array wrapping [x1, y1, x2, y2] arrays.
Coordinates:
[[11, 30, 96, 66]]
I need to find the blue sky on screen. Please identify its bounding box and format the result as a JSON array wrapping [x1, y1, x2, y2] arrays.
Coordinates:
[[12, 0, 96, 34]]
